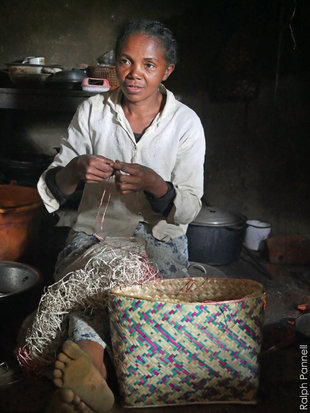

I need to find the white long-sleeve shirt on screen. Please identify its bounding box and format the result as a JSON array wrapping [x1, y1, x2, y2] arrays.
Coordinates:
[[37, 85, 206, 241]]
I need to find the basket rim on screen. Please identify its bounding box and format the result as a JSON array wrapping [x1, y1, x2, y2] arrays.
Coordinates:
[[109, 277, 264, 305]]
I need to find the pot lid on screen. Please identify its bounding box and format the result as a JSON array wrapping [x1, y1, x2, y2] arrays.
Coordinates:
[[190, 206, 245, 227]]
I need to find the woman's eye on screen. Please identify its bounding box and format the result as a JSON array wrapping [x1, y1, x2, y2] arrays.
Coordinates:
[[119, 58, 130, 65], [145, 63, 155, 69]]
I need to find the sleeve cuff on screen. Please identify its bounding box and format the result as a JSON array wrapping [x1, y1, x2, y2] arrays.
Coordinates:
[[45, 167, 72, 206], [144, 182, 176, 216]]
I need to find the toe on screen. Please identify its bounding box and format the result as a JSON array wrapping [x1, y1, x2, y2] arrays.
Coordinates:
[[80, 403, 91, 413], [62, 340, 85, 360], [72, 393, 81, 405], [55, 360, 66, 369], [58, 352, 71, 363], [79, 401, 93, 413], [53, 368, 62, 379], [53, 377, 63, 388], [59, 388, 75, 403]]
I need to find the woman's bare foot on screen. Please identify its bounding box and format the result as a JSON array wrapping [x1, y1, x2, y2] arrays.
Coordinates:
[[46, 388, 92, 413], [53, 340, 114, 413]]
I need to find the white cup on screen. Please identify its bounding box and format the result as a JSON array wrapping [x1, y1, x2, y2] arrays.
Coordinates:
[[23, 56, 45, 65], [243, 220, 271, 251]]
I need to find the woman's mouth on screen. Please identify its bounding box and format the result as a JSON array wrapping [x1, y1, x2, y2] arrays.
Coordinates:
[[124, 84, 143, 94]]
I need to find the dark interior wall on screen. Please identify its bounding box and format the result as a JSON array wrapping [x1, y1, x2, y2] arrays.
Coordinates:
[[0, 0, 186, 68], [0, 0, 309, 237]]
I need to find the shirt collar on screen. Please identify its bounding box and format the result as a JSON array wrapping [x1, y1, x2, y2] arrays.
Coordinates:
[[107, 84, 176, 120]]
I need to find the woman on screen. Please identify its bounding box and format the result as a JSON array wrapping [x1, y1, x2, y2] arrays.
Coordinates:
[[41, 19, 206, 412]]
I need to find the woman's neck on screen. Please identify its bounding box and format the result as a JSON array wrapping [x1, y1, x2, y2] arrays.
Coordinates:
[[121, 91, 166, 134], [122, 90, 164, 117], [122, 92, 166, 133]]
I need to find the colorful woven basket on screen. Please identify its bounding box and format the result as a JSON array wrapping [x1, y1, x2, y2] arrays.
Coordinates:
[[109, 277, 265, 407]]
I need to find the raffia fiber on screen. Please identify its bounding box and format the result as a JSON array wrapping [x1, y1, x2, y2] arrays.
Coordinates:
[[109, 277, 265, 407], [17, 239, 158, 373]]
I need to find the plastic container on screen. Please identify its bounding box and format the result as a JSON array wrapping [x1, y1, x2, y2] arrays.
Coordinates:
[[87, 65, 119, 89], [243, 220, 271, 251], [81, 77, 110, 93], [0, 185, 42, 261]]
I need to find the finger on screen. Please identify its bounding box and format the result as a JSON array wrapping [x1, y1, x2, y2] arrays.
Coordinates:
[[117, 187, 135, 194], [116, 172, 141, 185], [91, 160, 114, 174], [114, 160, 136, 175], [120, 190, 133, 194], [97, 155, 115, 167], [84, 168, 114, 182], [85, 160, 114, 180], [114, 170, 125, 184], [117, 182, 140, 194], [85, 171, 110, 181], [114, 160, 127, 169], [85, 178, 108, 183]]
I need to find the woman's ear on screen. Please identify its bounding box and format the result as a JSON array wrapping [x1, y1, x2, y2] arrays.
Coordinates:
[[162, 64, 175, 81]]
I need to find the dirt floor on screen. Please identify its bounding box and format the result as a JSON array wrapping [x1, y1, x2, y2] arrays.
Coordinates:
[[0, 223, 309, 413]]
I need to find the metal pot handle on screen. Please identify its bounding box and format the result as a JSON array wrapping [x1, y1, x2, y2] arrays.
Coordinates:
[[188, 263, 207, 274]]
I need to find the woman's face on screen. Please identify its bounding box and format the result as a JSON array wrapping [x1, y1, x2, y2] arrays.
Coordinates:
[[116, 33, 175, 105]]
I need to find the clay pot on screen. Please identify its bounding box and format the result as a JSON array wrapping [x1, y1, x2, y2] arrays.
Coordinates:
[[0, 185, 42, 261]]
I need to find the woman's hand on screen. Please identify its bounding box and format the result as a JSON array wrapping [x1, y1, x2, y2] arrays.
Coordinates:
[[55, 155, 115, 195], [73, 155, 115, 183], [114, 160, 168, 197]]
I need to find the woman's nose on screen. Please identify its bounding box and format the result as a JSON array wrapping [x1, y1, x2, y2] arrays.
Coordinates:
[[128, 64, 142, 79]]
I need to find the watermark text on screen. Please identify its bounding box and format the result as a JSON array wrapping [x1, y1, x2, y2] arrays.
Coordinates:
[[300, 344, 308, 410]]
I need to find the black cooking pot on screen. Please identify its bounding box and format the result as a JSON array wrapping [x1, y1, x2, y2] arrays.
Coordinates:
[[0, 152, 53, 186], [45, 69, 87, 89], [187, 206, 246, 265]]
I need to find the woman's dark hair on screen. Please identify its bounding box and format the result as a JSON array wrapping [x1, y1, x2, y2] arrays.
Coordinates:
[[115, 19, 177, 65]]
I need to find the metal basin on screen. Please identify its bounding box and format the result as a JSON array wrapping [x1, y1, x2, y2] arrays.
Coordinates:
[[188, 262, 226, 278], [0, 261, 40, 299], [295, 313, 310, 340]]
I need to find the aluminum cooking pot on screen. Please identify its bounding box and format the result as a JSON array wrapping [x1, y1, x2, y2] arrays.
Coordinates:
[[187, 206, 246, 265]]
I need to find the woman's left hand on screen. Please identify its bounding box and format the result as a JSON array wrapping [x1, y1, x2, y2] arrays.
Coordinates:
[[114, 160, 168, 198]]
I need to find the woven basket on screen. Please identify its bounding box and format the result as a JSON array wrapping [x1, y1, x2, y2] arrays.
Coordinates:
[[87, 65, 119, 89], [109, 277, 265, 407]]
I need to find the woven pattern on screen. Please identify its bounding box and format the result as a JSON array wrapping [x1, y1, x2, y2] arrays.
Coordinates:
[[88, 65, 119, 89], [109, 277, 264, 407]]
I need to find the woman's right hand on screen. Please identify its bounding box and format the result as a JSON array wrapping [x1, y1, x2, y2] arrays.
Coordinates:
[[55, 155, 115, 195], [73, 155, 115, 183]]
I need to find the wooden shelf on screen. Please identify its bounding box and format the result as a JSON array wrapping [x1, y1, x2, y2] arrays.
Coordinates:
[[0, 87, 94, 112]]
